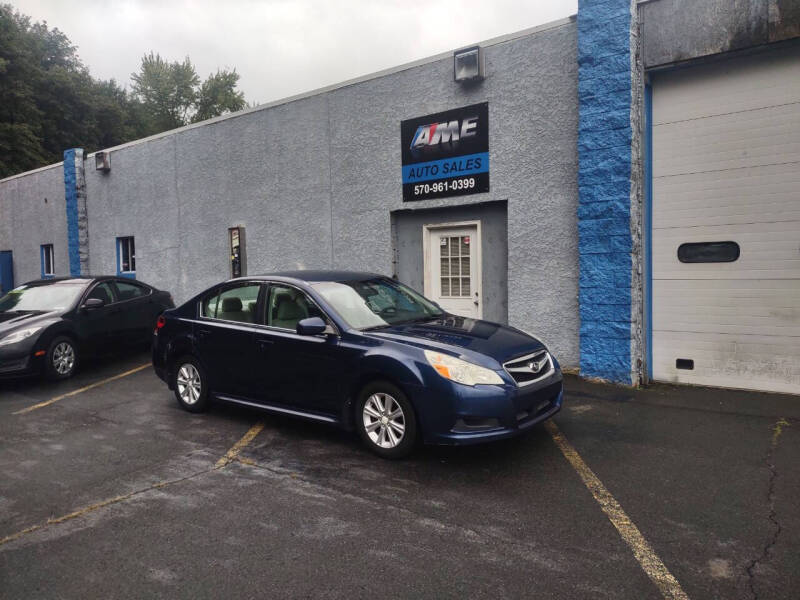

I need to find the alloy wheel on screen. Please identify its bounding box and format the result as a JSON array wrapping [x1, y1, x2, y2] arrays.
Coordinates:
[[52, 342, 75, 375], [362, 392, 406, 449], [176, 363, 201, 405]]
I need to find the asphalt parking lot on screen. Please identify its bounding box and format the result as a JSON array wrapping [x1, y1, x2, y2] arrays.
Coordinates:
[[1, 352, 798, 599]]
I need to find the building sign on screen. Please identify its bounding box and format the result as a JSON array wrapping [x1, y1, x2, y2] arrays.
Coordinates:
[[401, 102, 489, 201]]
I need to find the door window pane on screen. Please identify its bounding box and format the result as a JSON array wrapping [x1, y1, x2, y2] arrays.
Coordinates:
[[87, 282, 115, 305], [440, 277, 450, 296], [201, 292, 219, 318], [461, 256, 470, 276], [115, 281, 147, 301], [212, 284, 261, 323], [461, 277, 470, 296], [266, 285, 321, 330]]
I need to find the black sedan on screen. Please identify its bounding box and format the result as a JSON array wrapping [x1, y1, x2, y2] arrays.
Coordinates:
[[0, 277, 174, 380], [153, 271, 562, 458]]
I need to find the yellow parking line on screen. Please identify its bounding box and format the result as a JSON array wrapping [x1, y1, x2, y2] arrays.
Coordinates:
[[214, 422, 265, 469], [545, 420, 689, 600], [13, 363, 151, 415], [0, 468, 205, 548]]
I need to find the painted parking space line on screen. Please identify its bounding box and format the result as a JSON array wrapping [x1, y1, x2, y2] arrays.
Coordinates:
[[12, 363, 151, 415], [0, 466, 210, 548], [1, 423, 266, 547], [215, 422, 265, 469], [545, 420, 689, 600]]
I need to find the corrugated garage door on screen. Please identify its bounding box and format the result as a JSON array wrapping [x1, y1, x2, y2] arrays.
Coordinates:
[[651, 46, 800, 394]]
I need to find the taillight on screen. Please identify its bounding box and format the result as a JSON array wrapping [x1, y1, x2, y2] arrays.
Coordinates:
[[154, 315, 166, 334]]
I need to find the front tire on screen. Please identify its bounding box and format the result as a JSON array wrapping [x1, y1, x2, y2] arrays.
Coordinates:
[[356, 381, 418, 459], [45, 336, 78, 380], [172, 356, 209, 412]]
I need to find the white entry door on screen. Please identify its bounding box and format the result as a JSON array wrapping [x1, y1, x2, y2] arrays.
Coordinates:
[[425, 223, 481, 319]]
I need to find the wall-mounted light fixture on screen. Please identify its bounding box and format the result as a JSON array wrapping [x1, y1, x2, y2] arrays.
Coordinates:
[[454, 46, 485, 82], [95, 151, 110, 172]]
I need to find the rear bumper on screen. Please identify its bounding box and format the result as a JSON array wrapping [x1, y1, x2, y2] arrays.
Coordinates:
[[151, 334, 170, 385]]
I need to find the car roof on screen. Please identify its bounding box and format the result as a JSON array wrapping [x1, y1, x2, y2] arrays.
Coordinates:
[[241, 270, 386, 284], [21, 276, 140, 287]]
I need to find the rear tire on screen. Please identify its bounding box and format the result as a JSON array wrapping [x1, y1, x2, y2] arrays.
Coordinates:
[[356, 381, 418, 459], [45, 336, 78, 380], [172, 356, 209, 413]]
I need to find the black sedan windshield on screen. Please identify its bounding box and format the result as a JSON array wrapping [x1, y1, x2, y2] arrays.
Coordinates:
[[312, 278, 443, 330], [0, 284, 85, 312]]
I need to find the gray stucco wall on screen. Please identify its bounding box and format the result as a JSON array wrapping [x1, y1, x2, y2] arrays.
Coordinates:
[[5, 19, 580, 368], [642, 0, 800, 68], [0, 165, 69, 284], [392, 201, 508, 325]]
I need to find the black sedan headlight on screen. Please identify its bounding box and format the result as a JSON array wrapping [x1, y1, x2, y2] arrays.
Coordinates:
[[0, 326, 42, 347]]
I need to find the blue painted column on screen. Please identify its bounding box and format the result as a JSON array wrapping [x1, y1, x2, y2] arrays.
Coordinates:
[[577, 0, 635, 383], [63, 148, 87, 276]]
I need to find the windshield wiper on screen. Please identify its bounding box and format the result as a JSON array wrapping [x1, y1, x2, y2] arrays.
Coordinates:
[[402, 315, 442, 325], [361, 324, 393, 331]]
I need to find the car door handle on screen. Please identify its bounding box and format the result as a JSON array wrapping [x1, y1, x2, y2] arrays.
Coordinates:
[[257, 338, 274, 349], [197, 328, 211, 339]]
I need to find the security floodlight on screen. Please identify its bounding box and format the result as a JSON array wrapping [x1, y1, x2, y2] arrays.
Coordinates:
[[95, 151, 110, 172], [454, 46, 485, 82]]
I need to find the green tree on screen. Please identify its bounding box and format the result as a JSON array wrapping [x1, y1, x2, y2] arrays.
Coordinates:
[[193, 68, 246, 122], [0, 5, 248, 177], [130, 52, 199, 133]]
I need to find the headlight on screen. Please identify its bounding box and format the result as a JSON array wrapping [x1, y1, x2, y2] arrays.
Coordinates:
[[424, 350, 504, 386], [0, 326, 42, 347]]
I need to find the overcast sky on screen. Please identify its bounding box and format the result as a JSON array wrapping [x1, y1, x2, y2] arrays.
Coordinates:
[[15, 0, 577, 105]]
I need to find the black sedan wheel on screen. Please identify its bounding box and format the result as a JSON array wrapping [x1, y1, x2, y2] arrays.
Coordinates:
[[45, 336, 78, 380], [356, 381, 418, 459], [173, 356, 209, 412]]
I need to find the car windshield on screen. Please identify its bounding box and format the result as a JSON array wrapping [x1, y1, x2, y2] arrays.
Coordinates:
[[0, 284, 85, 312], [312, 278, 443, 330]]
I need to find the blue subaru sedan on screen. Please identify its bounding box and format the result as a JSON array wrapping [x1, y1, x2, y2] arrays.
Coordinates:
[[152, 271, 562, 458]]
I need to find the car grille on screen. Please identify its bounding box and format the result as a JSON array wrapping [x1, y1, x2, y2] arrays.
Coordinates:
[[503, 350, 553, 386]]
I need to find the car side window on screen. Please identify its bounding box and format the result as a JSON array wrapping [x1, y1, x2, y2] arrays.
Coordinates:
[[114, 281, 149, 301], [206, 283, 261, 324], [201, 290, 220, 318], [86, 282, 115, 305], [265, 285, 324, 330]]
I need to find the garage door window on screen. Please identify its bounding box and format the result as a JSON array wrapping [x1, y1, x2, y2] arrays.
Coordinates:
[[677, 241, 739, 263]]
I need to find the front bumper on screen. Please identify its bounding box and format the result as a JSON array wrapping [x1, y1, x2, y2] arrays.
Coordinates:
[[0, 347, 44, 379], [412, 368, 564, 445]]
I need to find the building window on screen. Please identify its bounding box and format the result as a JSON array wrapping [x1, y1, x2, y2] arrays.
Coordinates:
[[40, 244, 54, 278], [117, 236, 136, 278], [677, 241, 740, 263]]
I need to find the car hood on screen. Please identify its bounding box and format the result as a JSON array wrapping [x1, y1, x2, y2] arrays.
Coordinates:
[[0, 310, 58, 334], [364, 314, 546, 367]]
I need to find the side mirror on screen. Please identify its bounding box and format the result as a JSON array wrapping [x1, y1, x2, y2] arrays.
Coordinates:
[[296, 316, 327, 336], [82, 297, 105, 310]]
